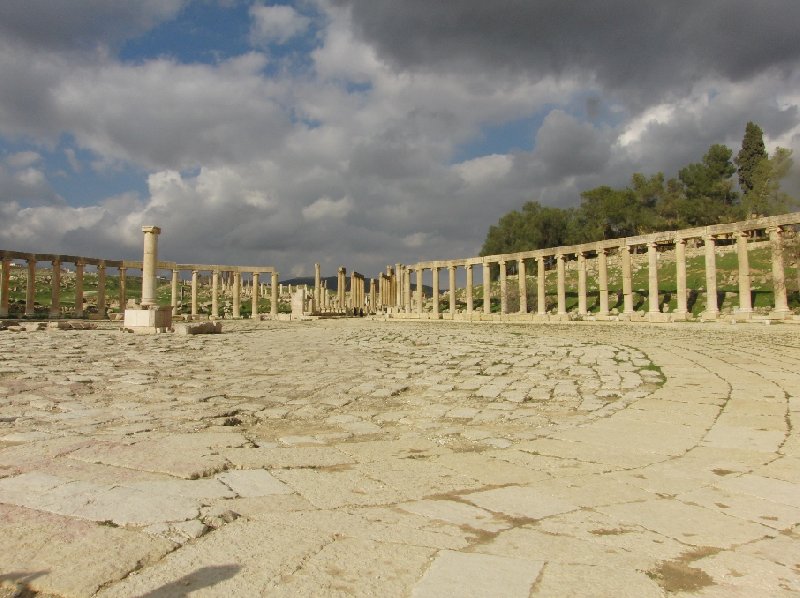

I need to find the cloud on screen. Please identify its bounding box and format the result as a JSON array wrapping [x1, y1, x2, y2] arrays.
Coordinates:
[[249, 4, 311, 45], [302, 195, 354, 221], [453, 154, 513, 186]]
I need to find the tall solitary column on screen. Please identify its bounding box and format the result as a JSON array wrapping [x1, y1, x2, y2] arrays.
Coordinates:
[[171, 269, 180, 316], [448, 265, 456, 315], [556, 254, 566, 315], [118, 267, 127, 311], [314, 263, 321, 312], [769, 226, 789, 314], [232, 271, 241, 318], [252, 272, 260, 318], [621, 246, 633, 314], [416, 268, 424, 314], [537, 257, 546, 315], [140, 226, 161, 307], [0, 258, 10, 318], [518, 259, 527, 314], [50, 259, 61, 318], [675, 238, 687, 315], [597, 249, 609, 315], [96, 262, 106, 316], [74, 260, 85, 318], [704, 235, 718, 317], [577, 253, 587, 315], [465, 265, 474, 313], [191, 270, 198, 318], [736, 231, 752, 313], [271, 271, 279, 316], [211, 270, 220, 318], [647, 242, 659, 314], [25, 258, 36, 316], [499, 260, 508, 314], [482, 262, 491, 314], [432, 267, 440, 316]]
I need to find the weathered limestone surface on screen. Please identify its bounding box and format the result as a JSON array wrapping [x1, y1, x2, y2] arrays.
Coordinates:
[[0, 319, 798, 596]]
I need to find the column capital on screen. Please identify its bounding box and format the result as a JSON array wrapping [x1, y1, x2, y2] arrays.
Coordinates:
[[97, 261, 106, 270], [142, 225, 161, 234], [647, 240, 657, 249], [675, 236, 687, 246]]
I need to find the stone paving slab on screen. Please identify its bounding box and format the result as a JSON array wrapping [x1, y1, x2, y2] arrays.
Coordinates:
[[0, 319, 799, 596]]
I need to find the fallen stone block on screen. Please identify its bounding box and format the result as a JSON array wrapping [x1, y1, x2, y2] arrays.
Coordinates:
[[174, 321, 223, 335]]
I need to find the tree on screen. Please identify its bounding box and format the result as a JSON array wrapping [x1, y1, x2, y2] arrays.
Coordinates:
[[677, 143, 738, 224], [744, 147, 797, 216], [735, 121, 768, 196]]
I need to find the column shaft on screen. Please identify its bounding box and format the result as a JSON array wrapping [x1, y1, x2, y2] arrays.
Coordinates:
[[499, 260, 508, 314], [621, 246, 633, 314], [0, 258, 10, 318], [74, 261, 84, 318], [736, 231, 752, 312], [769, 226, 789, 313], [647, 242, 659, 314], [140, 226, 160, 307], [97, 263, 106, 316], [232, 271, 241, 318], [271, 272, 278, 316], [212, 270, 219, 318], [252, 273, 259, 318], [118, 267, 127, 311], [577, 253, 587, 315], [432, 267, 440, 315], [556, 255, 566, 315], [482, 263, 491, 314], [597, 250, 609, 315], [50, 259, 61, 318], [675, 239, 687, 314], [191, 271, 198, 318], [465, 265, 474, 313], [448, 266, 456, 315], [704, 236, 718, 316], [518, 259, 527, 314], [171, 269, 179, 316], [416, 269, 423, 314], [25, 259, 36, 316], [537, 257, 545, 315]]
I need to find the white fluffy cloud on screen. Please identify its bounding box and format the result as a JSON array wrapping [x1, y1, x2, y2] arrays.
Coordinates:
[[249, 4, 311, 46]]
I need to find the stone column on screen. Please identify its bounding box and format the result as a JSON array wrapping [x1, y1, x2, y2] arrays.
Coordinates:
[[97, 262, 106, 316], [498, 260, 508, 315], [404, 269, 412, 313], [736, 231, 752, 313], [482, 262, 491, 314], [556, 254, 566, 315], [448, 265, 456, 315], [190, 270, 198, 318], [252, 272, 259, 318], [647, 242, 659, 314], [74, 260, 85, 318], [537, 257, 546, 315], [140, 225, 161, 307], [518, 259, 527, 314], [621, 246, 633, 314], [577, 253, 587, 315], [118, 267, 127, 311], [769, 226, 789, 314], [370, 278, 376, 312], [271, 272, 278, 316], [704, 235, 718, 317], [416, 268, 424, 314], [675, 238, 687, 315], [338, 267, 346, 311], [314, 263, 321, 312], [0, 257, 9, 318], [232, 271, 241, 318], [466, 264, 474, 313], [431, 267, 440, 316], [171, 269, 179, 316], [597, 249, 609, 315], [25, 258, 36, 316], [50, 258, 61, 318], [211, 270, 220, 318], [395, 263, 402, 308]]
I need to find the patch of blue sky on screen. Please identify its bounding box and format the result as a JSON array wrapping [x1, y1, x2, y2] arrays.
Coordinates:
[[119, 1, 323, 75], [451, 110, 552, 164]]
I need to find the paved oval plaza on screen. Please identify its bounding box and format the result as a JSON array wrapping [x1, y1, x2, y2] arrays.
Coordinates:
[[1, 319, 798, 596]]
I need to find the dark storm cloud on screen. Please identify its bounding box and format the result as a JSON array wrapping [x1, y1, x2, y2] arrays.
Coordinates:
[[333, 0, 800, 107], [0, 1, 185, 52]]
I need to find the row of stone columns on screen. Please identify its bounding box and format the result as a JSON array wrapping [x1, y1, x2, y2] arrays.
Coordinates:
[[183, 268, 278, 319], [409, 225, 791, 318]]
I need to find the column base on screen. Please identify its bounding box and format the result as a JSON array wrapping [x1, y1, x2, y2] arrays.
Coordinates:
[[123, 306, 173, 333]]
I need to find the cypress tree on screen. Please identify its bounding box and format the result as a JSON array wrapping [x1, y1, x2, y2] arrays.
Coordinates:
[[735, 121, 767, 195]]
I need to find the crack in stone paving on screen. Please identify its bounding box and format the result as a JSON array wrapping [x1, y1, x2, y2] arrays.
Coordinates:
[[0, 319, 798, 596]]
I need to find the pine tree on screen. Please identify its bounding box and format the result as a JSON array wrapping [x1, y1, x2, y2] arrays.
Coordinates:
[[735, 121, 767, 196]]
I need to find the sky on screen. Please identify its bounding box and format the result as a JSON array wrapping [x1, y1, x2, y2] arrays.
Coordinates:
[[1, 0, 799, 279]]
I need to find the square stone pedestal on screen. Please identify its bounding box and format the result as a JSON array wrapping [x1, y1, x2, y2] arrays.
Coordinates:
[[124, 306, 173, 333]]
